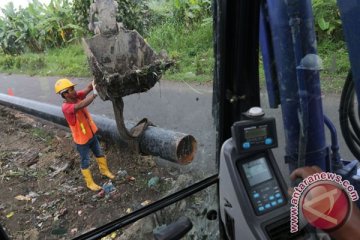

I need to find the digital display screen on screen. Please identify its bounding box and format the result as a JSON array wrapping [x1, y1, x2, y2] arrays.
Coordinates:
[[244, 126, 267, 139], [242, 157, 272, 186]]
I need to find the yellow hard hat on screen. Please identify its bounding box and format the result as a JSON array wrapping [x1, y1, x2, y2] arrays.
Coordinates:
[[54, 78, 76, 94]]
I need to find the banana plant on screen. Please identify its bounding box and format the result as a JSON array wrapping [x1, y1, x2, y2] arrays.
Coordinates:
[[0, 0, 84, 55]]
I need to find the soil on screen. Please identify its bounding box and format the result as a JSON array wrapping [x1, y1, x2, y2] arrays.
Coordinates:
[[0, 105, 175, 239]]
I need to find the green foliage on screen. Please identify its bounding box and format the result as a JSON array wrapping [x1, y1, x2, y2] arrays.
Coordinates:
[[0, 0, 213, 80], [0, 0, 84, 55], [147, 0, 212, 27], [317, 39, 349, 93], [312, 0, 343, 41], [0, 53, 47, 75], [72, 0, 91, 30], [317, 37, 348, 73], [116, 0, 152, 34], [30, 127, 54, 143], [44, 43, 90, 76], [172, 0, 212, 26], [0, 55, 15, 68], [0, 43, 90, 77], [147, 21, 213, 81], [71, 0, 152, 35], [15, 55, 46, 70], [0, 2, 30, 55], [146, 0, 173, 24]]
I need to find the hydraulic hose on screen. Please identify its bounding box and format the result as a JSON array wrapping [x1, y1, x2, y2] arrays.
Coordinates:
[[339, 70, 360, 160]]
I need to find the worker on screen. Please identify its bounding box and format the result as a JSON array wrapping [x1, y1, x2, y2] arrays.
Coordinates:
[[54, 78, 115, 191], [291, 166, 360, 240]]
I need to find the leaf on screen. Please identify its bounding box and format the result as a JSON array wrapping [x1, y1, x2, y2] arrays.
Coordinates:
[[186, 11, 195, 19], [201, 17, 212, 26], [62, 23, 83, 30], [327, 26, 336, 35], [318, 17, 329, 31], [189, 5, 201, 11]]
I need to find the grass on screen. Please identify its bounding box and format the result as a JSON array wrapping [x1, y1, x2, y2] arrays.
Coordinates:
[[0, 42, 91, 77], [0, 23, 351, 93], [146, 21, 214, 82], [318, 39, 350, 94], [30, 127, 54, 143], [40, 43, 91, 77]]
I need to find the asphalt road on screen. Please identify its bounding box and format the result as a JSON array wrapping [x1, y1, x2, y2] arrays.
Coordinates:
[[0, 73, 356, 184]]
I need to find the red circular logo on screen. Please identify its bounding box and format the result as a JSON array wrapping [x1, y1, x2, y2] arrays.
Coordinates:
[[301, 182, 351, 230]]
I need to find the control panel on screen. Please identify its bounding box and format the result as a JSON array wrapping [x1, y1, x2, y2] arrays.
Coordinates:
[[237, 154, 286, 215], [231, 117, 277, 154], [219, 108, 306, 239]]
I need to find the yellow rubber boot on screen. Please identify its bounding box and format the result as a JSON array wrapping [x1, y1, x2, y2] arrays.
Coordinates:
[[81, 169, 102, 191], [96, 157, 115, 179]]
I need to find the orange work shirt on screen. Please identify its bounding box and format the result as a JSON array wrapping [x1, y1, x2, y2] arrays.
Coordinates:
[[62, 90, 98, 145]]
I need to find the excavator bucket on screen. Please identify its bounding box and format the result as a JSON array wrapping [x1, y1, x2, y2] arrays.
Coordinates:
[[81, 1, 193, 159], [82, 27, 174, 101]]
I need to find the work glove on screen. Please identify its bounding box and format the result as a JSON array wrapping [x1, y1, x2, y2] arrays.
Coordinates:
[[92, 80, 98, 96]]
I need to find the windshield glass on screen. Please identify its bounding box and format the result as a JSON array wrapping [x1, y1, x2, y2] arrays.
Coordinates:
[[0, 0, 217, 239]]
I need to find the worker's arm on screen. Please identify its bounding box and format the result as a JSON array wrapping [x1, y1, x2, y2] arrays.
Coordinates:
[[290, 166, 360, 240], [81, 81, 94, 96], [289, 166, 323, 180], [74, 94, 97, 111]]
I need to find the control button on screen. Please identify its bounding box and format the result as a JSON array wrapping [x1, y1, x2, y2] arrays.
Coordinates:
[[242, 142, 251, 149], [269, 195, 274, 200], [265, 203, 271, 209], [275, 193, 281, 198], [247, 107, 264, 117], [271, 201, 277, 206], [258, 206, 264, 212], [253, 193, 260, 198], [277, 198, 284, 204], [265, 138, 273, 145]]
